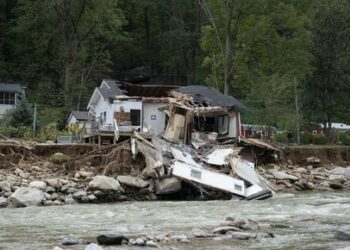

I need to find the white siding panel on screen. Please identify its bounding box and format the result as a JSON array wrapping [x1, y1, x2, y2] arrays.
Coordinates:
[[143, 103, 167, 135]]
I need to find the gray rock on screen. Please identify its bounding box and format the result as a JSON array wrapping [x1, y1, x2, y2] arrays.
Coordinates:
[[257, 232, 275, 239], [43, 200, 54, 206], [85, 243, 104, 250], [62, 238, 79, 245], [9, 187, 43, 207], [273, 171, 299, 181], [117, 175, 150, 188], [72, 190, 87, 199], [240, 219, 259, 230], [145, 240, 159, 248], [295, 167, 308, 174], [331, 167, 350, 176], [29, 181, 47, 190], [14, 168, 28, 178], [46, 179, 62, 188], [192, 228, 216, 238], [170, 234, 189, 242], [226, 231, 257, 240], [89, 176, 123, 192], [87, 194, 97, 201], [54, 200, 63, 205], [335, 229, 350, 240], [0, 197, 8, 207], [64, 195, 77, 205], [97, 234, 128, 245], [133, 238, 145, 246], [213, 226, 241, 234], [329, 175, 346, 183], [155, 177, 181, 195], [46, 187, 56, 193], [303, 182, 315, 190], [0, 181, 11, 192], [270, 223, 291, 229], [306, 156, 321, 164], [79, 171, 94, 178]]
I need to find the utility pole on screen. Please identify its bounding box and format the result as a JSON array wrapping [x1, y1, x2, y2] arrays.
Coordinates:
[[33, 103, 37, 132], [294, 78, 300, 144]]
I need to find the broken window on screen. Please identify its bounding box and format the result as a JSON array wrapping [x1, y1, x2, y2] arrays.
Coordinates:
[[218, 115, 229, 135], [130, 109, 141, 126], [194, 116, 216, 132]]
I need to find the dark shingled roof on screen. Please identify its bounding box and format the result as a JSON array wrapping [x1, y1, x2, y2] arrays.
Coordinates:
[[71, 111, 90, 121], [97, 79, 126, 98], [0, 83, 25, 94], [174, 85, 246, 112]]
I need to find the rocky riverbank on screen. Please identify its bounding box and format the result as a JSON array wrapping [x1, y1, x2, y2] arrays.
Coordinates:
[[1, 140, 350, 209], [0, 153, 349, 208]]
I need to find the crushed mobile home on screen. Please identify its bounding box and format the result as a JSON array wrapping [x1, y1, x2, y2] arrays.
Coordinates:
[[81, 80, 274, 200]]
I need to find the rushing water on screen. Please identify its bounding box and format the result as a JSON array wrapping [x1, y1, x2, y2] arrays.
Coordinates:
[[0, 192, 349, 250]]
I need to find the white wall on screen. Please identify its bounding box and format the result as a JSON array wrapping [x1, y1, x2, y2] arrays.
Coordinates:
[[94, 97, 112, 124], [228, 112, 239, 137], [143, 103, 167, 135], [67, 114, 78, 125]]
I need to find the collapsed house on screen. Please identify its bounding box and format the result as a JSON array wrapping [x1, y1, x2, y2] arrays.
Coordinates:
[[132, 86, 273, 200], [83, 80, 273, 200]]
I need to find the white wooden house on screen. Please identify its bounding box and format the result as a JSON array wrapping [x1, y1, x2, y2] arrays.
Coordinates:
[[0, 83, 26, 117], [85, 79, 175, 144]]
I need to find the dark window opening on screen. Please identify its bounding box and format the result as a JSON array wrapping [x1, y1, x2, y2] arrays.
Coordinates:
[[130, 109, 141, 126], [0, 92, 15, 105], [193, 116, 216, 132]]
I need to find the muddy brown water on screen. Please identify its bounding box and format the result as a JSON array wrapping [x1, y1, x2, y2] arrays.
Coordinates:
[[0, 192, 349, 250]]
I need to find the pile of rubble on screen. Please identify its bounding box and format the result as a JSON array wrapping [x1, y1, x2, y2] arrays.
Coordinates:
[[259, 157, 350, 191], [0, 133, 275, 208]]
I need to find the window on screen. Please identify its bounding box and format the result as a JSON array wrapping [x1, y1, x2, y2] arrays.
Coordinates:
[[100, 112, 107, 123], [130, 109, 141, 126], [0, 92, 15, 105], [218, 115, 229, 135]]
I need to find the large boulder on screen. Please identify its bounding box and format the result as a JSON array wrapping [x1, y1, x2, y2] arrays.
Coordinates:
[[273, 171, 299, 181], [9, 187, 43, 207], [334, 229, 350, 240], [117, 176, 150, 188], [45, 178, 62, 188], [331, 167, 350, 176], [0, 197, 8, 207], [0, 181, 12, 192], [29, 181, 47, 190], [155, 177, 181, 195], [97, 234, 128, 245], [305, 156, 321, 164], [89, 176, 123, 192]]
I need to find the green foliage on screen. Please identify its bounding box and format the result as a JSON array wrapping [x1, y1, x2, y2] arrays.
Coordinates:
[[2, 99, 34, 128], [337, 132, 350, 145], [300, 133, 313, 145], [312, 134, 328, 145], [302, 0, 350, 131], [273, 132, 288, 143]]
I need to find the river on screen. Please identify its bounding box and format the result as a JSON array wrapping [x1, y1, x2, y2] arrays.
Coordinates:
[[0, 192, 349, 250]]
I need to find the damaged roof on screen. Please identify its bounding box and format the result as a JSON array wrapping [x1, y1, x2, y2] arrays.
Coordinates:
[[174, 85, 246, 112]]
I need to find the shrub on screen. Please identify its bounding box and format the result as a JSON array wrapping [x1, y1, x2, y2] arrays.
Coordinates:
[[337, 132, 350, 145], [273, 132, 288, 143], [300, 133, 313, 145], [312, 134, 328, 145]]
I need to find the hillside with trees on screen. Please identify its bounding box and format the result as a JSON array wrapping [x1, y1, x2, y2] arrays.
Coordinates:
[[1, 0, 350, 140]]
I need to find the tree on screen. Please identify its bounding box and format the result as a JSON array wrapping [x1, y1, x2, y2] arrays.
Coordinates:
[[2, 99, 34, 128], [302, 0, 350, 138], [10, 0, 125, 110]]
